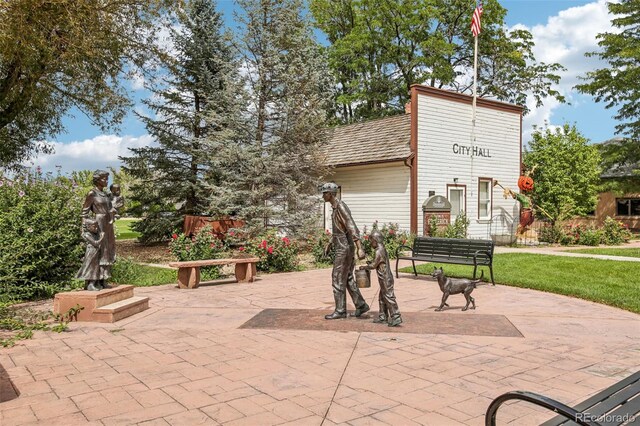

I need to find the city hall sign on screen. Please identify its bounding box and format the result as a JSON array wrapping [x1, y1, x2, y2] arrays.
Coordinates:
[[452, 143, 492, 158]]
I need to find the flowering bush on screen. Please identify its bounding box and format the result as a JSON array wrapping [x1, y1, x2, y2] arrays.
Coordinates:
[[361, 222, 414, 260], [538, 222, 564, 244], [245, 229, 299, 272], [168, 225, 224, 279], [601, 217, 632, 245], [0, 170, 84, 302]]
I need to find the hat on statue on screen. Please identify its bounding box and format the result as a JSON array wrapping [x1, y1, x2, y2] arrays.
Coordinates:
[[320, 182, 339, 193]]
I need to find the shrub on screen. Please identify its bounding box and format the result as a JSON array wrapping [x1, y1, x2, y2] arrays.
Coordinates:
[[0, 170, 84, 302], [538, 222, 563, 244], [168, 225, 224, 279], [441, 212, 470, 239], [362, 222, 414, 259], [311, 229, 334, 265], [245, 229, 299, 272], [601, 217, 633, 245], [577, 227, 602, 246]]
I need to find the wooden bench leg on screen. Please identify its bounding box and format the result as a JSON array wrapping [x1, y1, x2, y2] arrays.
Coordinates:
[[177, 267, 200, 289], [235, 262, 256, 283]]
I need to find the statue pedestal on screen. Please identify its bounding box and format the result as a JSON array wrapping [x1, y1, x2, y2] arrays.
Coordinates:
[[53, 285, 149, 323]]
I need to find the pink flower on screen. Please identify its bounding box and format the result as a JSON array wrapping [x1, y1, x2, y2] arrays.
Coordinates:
[[239, 246, 245, 251], [267, 246, 274, 254], [389, 229, 395, 235], [18, 190, 25, 197], [172, 233, 178, 239], [260, 239, 267, 249], [325, 229, 331, 235], [282, 237, 290, 245], [229, 231, 235, 236]]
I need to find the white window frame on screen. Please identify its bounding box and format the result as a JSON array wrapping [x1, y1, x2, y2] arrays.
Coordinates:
[[477, 178, 493, 220]]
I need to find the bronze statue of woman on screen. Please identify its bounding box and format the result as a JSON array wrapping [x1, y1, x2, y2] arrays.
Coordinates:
[[79, 170, 117, 290]]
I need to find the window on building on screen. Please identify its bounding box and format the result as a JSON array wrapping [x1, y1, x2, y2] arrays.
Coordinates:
[[448, 186, 466, 219], [478, 178, 492, 219], [616, 198, 640, 216]]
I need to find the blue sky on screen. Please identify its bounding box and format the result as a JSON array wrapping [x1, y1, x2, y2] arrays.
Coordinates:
[[33, 0, 619, 173]]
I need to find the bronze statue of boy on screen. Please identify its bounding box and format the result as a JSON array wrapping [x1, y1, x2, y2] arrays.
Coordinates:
[[360, 230, 402, 326]]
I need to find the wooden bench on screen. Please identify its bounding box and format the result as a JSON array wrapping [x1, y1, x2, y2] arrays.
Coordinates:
[[485, 370, 640, 426], [168, 258, 259, 289], [395, 236, 495, 285]]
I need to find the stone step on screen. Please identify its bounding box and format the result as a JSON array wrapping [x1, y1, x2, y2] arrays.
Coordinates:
[[93, 296, 150, 323], [53, 285, 148, 323]]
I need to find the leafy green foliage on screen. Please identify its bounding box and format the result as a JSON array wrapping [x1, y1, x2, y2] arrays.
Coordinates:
[[405, 253, 640, 313], [601, 217, 633, 245], [311, 229, 335, 265], [361, 222, 414, 260], [311, 0, 565, 122], [0, 0, 173, 168], [168, 225, 224, 279], [524, 124, 602, 223], [0, 170, 84, 302], [576, 0, 640, 144], [244, 229, 300, 273], [426, 213, 470, 239]]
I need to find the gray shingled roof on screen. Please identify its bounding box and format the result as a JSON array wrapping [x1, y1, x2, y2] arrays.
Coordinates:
[[322, 114, 412, 167]]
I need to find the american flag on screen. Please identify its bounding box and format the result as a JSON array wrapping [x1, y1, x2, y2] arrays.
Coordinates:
[[471, 0, 483, 37]]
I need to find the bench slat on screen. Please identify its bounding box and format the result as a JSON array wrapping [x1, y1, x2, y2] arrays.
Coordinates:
[[168, 258, 259, 268], [600, 393, 640, 426], [540, 371, 640, 426]]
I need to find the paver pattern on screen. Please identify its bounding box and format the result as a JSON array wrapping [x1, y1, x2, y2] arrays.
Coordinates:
[[1, 262, 639, 425]]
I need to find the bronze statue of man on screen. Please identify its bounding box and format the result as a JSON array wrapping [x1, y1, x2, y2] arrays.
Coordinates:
[[321, 182, 370, 319]]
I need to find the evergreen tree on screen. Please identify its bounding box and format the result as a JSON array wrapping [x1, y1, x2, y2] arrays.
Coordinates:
[[209, 0, 330, 236], [121, 0, 241, 242]]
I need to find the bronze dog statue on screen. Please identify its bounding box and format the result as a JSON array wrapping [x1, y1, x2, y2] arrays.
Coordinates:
[[431, 267, 484, 311]]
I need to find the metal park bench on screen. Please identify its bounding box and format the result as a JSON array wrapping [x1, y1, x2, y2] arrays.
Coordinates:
[[485, 370, 640, 425], [395, 236, 495, 285]]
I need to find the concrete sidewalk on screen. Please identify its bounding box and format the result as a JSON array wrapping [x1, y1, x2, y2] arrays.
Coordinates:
[[1, 266, 639, 425], [495, 240, 640, 262]]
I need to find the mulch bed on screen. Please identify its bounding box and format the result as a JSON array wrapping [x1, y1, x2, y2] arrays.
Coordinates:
[[116, 240, 174, 264]]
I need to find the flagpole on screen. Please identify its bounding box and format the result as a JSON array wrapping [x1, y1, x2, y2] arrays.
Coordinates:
[[471, 31, 478, 176]]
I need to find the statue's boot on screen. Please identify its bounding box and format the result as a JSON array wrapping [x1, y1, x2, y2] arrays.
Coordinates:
[[354, 303, 370, 317], [373, 314, 387, 324], [86, 282, 101, 291], [388, 315, 403, 327], [102, 281, 113, 289], [325, 311, 347, 320]]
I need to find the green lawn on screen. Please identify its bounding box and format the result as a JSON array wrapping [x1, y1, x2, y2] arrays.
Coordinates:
[[402, 253, 640, 313], [563, 247, 640, 259], [115, 218, 141, 240], [111, 258, 176, 286]]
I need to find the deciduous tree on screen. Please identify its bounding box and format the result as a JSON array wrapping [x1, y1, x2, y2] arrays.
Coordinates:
[[524, 124, 602, 224], [576, 0, 640, 169], [0, 0, 172, 168], [311, 0, 565, 122]]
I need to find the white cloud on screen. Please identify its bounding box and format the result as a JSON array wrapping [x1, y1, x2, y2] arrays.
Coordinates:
[[25, 134, 157, 174], [515, 0, 617, 142]]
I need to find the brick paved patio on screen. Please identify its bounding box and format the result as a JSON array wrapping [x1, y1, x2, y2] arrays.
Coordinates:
[[1, 265, 638, 425]]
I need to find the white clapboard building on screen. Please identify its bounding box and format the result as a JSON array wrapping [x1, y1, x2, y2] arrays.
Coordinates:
[[322, 85, 523, 240]]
